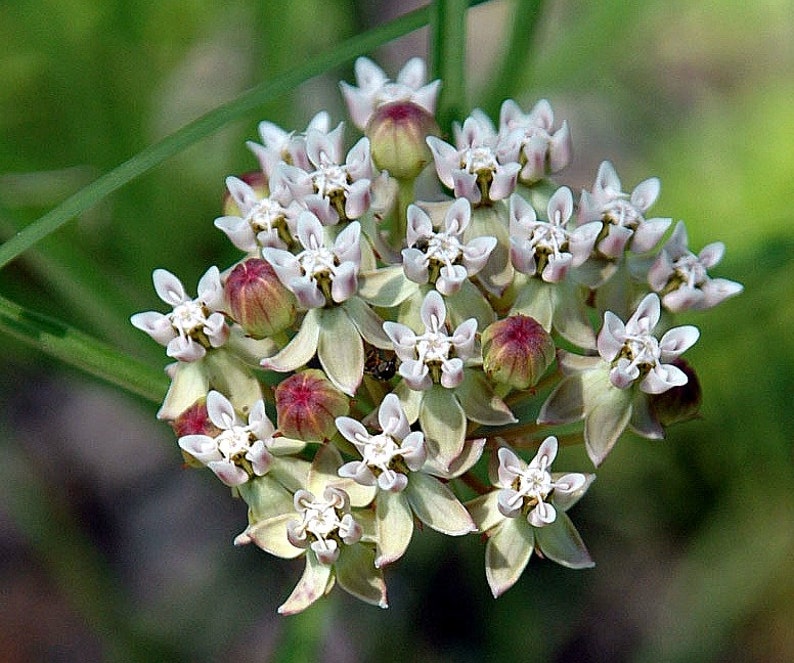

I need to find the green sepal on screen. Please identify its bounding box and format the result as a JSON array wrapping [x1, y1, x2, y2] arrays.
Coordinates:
[[278, 552, 334, 615], [455, 369, 517, 426], [358, 265, 417, 307], [261, 308, 320, 372], [335, 544, 388, 608], [419, 385, 466, 470], [404, 472, 475, 536], [484, 516, 535, 598], [534, 512, 594, 569], [375, 489, 414, 568], [318, 306, 364, 396]]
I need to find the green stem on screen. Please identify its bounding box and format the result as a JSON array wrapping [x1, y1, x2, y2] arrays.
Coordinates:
[[0, 293, 168, 404], [482, 0, 547, 119], [430, 0, 469, 134]]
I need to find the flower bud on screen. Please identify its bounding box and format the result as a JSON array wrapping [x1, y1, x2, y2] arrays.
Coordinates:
[[367, 101, 440, 180], [225, 258, 296, 338], [222, 170, 267, 216], [482, 315, 555, 390], [274, 369, 349, 441], [648, 358, 702, 426], [170, 398, 221, 467]]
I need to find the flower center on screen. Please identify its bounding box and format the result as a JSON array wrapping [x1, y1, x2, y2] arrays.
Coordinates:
[[170, 300, 208, 337], [297, 236, 339, 280], [358, 432, 401, 471], [215, 425, 254, 461], [603, 196, 643, 229], [673, 253, 708, 288], [311, 155, 350, 199], [247, 197, 287, 234], [294, 491, 346, 542], [621, 333, 661, 373], [462, 146, 498, 174]]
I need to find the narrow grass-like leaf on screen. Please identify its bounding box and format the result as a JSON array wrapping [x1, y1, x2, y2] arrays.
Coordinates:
[[0, 2, 489, 270], [430, 0, 469, 133], [0, 294, 167, 403]]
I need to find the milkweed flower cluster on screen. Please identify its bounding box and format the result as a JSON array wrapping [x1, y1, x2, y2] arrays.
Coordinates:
[[132, 56, 742, 611]]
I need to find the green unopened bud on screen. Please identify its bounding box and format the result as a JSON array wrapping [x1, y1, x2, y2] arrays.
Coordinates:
[[367, 101, 439, 180], [225, 258, 296, 338], [274, 369, 349, 441], [482, 315, 555, 390], [649, 358, 702, 426]]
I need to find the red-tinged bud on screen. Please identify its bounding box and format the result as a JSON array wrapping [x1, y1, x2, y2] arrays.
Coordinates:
[[170, 398, 221, 467], [222, 171, 268, 216], [482, 315, 555, 390], [274, 369, 349, 441], [367, 101, 440, 180], [225, 258, 296, 338], [649, 358, 702, 426]]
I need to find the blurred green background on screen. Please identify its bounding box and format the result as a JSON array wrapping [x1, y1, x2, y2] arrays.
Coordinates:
[[1, 0, 792, 661]]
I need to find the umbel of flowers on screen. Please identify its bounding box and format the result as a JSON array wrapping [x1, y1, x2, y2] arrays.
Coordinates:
[[131, 56, 742, 612]]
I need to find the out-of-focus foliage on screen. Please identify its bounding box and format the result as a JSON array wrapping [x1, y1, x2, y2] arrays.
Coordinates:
[[1, 0, 792, 661]]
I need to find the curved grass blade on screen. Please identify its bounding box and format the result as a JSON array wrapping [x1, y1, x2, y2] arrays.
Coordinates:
[[0, 2, 484, 271], [0, 294, 168, 404]]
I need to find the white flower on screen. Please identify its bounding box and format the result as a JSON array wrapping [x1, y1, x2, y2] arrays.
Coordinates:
[[286, 486, 362, 565], [275, 123, 373, 225], [426, 115, 522, 205], [214, 175, 302, 252], [496, 437, 587, 528], [177, 391, 276, 486], [246, 111, 331, 181], [498, 98, 573, 183], [402, 198, 496, 295], [336, 393, 427, 492], [340, 56, 441, 131], [648, 221, 743, 312], [262, 211, 361, 309], [130, 267, 228, 362], [509, 187, 601, 282], [383, 290, 477, 390], [578, 161, 671, 257], [597, 293, 700, 394]]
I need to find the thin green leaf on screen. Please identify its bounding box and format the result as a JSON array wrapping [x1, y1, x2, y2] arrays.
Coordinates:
[[0, 2, 487, 270], [430, 0, 469, 132], [0, 294, 167, 404]]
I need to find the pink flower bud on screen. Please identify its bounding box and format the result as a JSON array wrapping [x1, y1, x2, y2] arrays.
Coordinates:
[[225, 258, 296, 338], [648, 358, 702, 426], [274, 369, 349, 441], [367, 101, 440, 180], [482, 315, 555, 390], [222, 171, 267, 216], [170, 399, 220, 468]]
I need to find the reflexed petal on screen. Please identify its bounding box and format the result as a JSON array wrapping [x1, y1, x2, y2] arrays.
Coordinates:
[[208, 459, 250, 486], [419, 386, 466, 470], [206, 390, 237, 429], [401, 248, 430, 284], [317, 307, 364, 396], [630, 177, 660, 212], [584, 387, 633, 466], [659, 325, 700, 358], [528, 500, 556, 527], [640, 362, 688, 394], [130, 311, 176, 346], [631, 218, 671, 253], [260, 308, 321, 372], [436, 264, 467, 296], [152, 269, 187, 306], [344, 180, 372, 220], [467, 491, 503, 533], [178, 434, 222, 465]]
